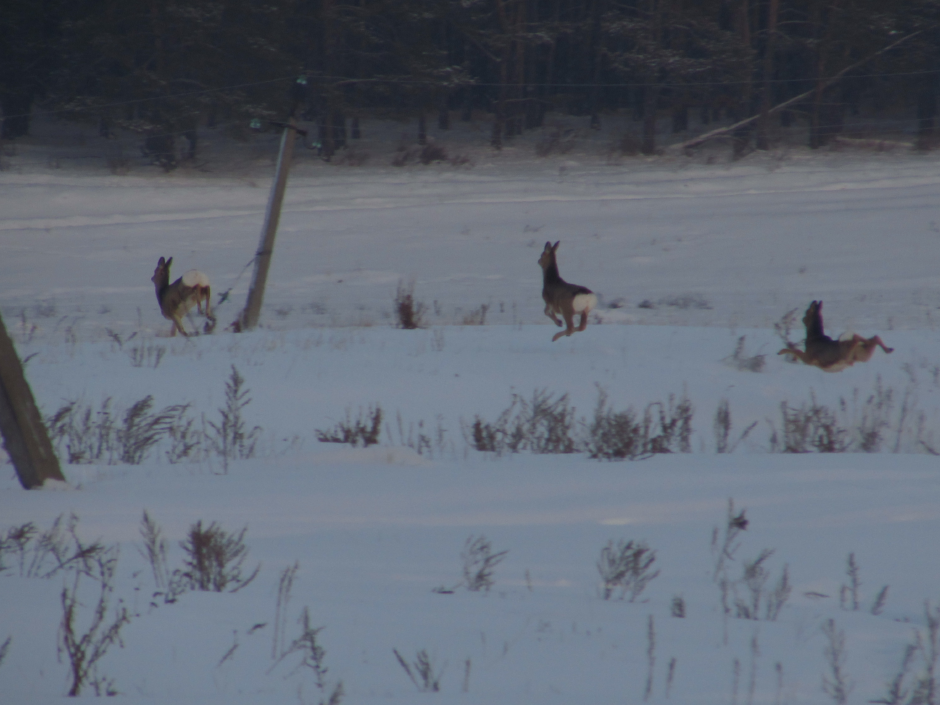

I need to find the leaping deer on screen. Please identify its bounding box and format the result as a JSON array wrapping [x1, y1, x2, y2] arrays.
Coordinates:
[[778, 300, 893, 372], [151, 256, 214, 336], [538, 241, 598, 342]]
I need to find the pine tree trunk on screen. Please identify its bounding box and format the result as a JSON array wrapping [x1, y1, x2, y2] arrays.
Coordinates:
[[756, 0, 780, 150], [641, 85, 659, 155]]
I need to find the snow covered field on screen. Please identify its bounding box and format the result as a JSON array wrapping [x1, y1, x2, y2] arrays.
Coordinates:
[[2, 121, 940, 703]]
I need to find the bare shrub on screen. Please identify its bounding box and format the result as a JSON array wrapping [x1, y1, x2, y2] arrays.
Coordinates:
[[846, 377, 894, 452], [586, 388, 693, 460], [839, 552, 890, 617], [394, 412, 450, 458], [771, 393, 849, 453], [273, 562, 299, 659], [774, 307, 800, 350], [873, 602, 940, 705], [872, 585, 890, 616], [609, 131, 641, 159], [166, 414, 203, 464], [466, 389, 579, 456], [419, 141, 448, 164], [334, 147, 369, 166], [316, 406, 383, 447], [733, 549, 774, 619], [391, 140, 455, 167], [11, 513, 108, 580], [46, 396, 192, 465], [126, 340, 166, 368], [394, 648, 443, 692], [119, 396, 191, 464], [710, 501, 790, 622], [138, 511, 169, 591], [272, 608, 344, 705], [0, 522, 37, 575], [911, 601, 940, 705], [821, 618, 851, 705], [178, 521, 260, 593], [461, 304, 489, 325], [873, 643, 918, 705], [535, 125, 576, 157], [585, 392, 645, 460], [714, 398, 758, 453], [448, 152, 473, 167], [394, 279, 427, 330], [840, 552, 861, 611], [658, 293, 711, 310], [597, 539, 660, 602], [58, 546, 130, 696], [644, 615, 656, 701], [465, 387, 693, 459], [391, 145, 418, 167], [671, 595, 686, 618], [461, 535, 508, 592], [0, 635, 10, 667], [765, 564, 792, 621], [723, 336, 766, 372], [208, 366, 262, 471], [771, 379, 930, 454], [711, 498, 748, 581], [731, 550, 790, 621]]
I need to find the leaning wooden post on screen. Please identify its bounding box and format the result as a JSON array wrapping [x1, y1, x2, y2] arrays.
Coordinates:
[[0, 312, 66, 489], [237, 118, 300, 331]]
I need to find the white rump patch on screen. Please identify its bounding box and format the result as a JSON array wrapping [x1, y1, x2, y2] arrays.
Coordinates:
[[573, 292, 597, 313], [822, 360, 853, 373], [182, 269, 210, 288], [39, 479, 73, 491]]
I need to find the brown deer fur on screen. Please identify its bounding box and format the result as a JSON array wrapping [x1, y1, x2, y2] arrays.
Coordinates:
[[778, 300, 893, 372], [151, 256, 212, 337], [538, 241, 598, 342]]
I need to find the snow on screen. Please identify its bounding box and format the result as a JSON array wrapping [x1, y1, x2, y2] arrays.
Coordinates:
[[2, 119, 940, 703]]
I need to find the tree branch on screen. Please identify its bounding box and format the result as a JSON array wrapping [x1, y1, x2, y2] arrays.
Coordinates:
[[670, 30, 924, 153]]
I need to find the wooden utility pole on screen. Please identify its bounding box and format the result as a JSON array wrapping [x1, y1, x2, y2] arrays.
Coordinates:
[[237, 119, 299, 331], [0, 313, 66, 489]]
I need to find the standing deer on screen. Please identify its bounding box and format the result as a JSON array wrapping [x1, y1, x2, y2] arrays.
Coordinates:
[[151, 256, 213, 336], [538, 241, 598, 342], [778, 300, 893, 372]]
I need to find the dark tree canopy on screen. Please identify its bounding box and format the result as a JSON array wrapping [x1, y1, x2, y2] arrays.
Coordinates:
[[1, 0, 938, 160]]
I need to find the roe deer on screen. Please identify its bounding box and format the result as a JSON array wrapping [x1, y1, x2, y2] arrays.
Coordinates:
[[778, 300, 893, 372], [151, 256, 213, 336], [538, 241, 598, 342]]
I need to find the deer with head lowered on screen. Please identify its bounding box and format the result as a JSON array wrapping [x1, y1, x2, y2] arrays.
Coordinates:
[[151, 256, 214, 336], [778, 300, 893, 372], [538, 241, 598, 342]]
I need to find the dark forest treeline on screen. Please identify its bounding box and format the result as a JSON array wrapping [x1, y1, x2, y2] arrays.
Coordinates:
[[2, 0, 939, 163]]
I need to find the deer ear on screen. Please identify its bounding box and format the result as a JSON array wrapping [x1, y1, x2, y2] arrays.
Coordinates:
[[157, 256, 166, 266], [552, 241, 560, 251], [543, 241, 552, 251], [166, 257, 173, 267]]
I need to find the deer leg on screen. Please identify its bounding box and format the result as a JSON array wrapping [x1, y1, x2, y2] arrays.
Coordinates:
[[544, 303, 562, 327], [172, 316, 189, 337], [869, 335, 893, 354], [552, 311, 576, 342], [577, 311, 589, 332], [778, 347, 808, 364], [850, 335, 893, 363]]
